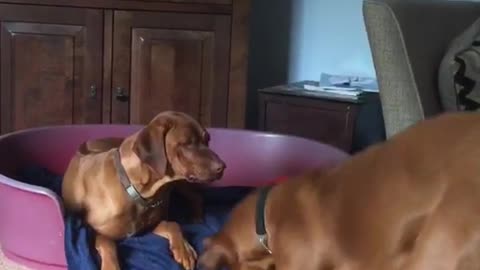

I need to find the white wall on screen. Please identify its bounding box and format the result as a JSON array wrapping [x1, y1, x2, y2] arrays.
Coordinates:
[[288, 0, 376, 81], [246, 0, 376, 127]]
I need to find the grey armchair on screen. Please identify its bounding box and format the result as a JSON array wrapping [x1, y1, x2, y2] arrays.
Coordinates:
[[363, 0, 480, 138]]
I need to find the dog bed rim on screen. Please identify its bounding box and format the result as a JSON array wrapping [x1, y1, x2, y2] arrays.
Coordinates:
[[0, 124, 347, 217]]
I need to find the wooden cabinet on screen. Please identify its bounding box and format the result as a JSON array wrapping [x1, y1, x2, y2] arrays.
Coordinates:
[[258, 82, 385, 153], [0, 0, 250, 134], [0, 4, 103, 133], [260, 95, 357, 151]]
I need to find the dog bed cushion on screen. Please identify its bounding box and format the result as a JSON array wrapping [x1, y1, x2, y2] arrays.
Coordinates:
[[17, 167, 256, 270], [438, 16, 480, 111]]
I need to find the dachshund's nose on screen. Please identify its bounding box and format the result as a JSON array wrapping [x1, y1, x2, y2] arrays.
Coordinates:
[[212, 160, 226, 174]]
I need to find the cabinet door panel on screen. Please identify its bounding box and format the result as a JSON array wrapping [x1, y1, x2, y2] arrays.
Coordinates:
[[0, 4, 103, 133], [112, 11, 231, 127], [131, 29, 214, 124]]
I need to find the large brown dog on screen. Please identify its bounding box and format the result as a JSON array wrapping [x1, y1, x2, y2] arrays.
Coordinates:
[[199, 111, 480, 270], [62, 111, 226, 270]]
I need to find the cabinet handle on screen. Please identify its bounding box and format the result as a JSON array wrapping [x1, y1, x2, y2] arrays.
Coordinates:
[[115, 87, 129, 102], [89, 85, 97, 99]]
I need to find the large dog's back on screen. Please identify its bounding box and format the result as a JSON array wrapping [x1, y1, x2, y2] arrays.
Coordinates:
[[200, 112, 480, 270]]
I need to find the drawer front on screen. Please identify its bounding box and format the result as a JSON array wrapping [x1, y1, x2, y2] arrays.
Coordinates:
[[259, 94, 357, 151]]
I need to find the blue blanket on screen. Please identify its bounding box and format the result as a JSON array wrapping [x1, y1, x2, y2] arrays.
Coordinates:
[[18, 167, 253, 270]]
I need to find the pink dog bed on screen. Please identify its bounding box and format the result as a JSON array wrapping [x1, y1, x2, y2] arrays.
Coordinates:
[[0, 125, 349, 269]]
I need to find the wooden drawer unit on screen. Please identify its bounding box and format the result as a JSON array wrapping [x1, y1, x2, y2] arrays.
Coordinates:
[[258, 82, 385, 153]]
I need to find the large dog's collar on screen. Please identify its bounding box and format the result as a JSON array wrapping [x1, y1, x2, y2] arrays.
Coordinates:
[[113, 149, 162, 209], [255, 185, 273, 254]]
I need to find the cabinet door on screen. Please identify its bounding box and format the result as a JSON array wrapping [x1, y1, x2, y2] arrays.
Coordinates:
[[112, 11, 231, 127], [0, 4, 103, 133]]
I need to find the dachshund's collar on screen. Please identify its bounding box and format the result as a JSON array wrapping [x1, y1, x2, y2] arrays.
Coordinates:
[[113, 149, 162, 209], [255, 185, 273, 254]]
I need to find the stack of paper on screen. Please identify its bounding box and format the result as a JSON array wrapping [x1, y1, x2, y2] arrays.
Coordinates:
[[301, 73, 379, 100], [303, 84, 364, 97], [318, 73, 379, 92]]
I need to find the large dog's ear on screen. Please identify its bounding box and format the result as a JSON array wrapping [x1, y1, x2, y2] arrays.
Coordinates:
[[133, 121, 170, 177], [198, 237, 234, 270]]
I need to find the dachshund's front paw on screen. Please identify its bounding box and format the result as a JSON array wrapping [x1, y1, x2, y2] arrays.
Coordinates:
[[154, 221, 198, 270]]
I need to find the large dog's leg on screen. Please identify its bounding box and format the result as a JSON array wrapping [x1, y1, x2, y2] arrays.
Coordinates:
[[153, 221, 197, 270], [95, 234, 121, 270]]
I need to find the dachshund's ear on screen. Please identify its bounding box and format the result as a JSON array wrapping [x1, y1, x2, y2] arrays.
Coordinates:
[[133, 122, 169, 177]]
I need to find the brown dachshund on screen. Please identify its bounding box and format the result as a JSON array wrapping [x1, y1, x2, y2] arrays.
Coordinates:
[[199, 111, 480, 270], [62, 111, 226, 270]]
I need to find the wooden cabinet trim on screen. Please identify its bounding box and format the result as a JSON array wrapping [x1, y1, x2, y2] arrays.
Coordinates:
[[102, 10, 113, 123], [0, 0, 232, 14], [227, 0, 250, 128], [259, 93, 357, 112]]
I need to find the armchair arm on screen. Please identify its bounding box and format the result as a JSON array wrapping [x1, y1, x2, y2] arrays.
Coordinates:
[[363, 0, 480, 137]]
